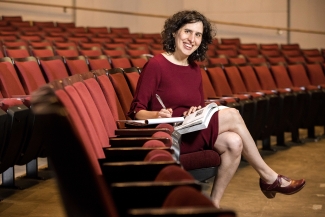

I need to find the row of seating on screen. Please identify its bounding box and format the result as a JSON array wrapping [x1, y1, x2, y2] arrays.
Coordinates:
[[200, 62, 325, 148], [0, 43, 161, 60], [0, 51, 236, 215]]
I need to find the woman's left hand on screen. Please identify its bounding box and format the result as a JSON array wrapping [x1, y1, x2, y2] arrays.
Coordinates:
[[183, 105, 202, 116]]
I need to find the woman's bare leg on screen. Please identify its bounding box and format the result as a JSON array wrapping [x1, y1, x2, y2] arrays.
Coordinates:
[[210, 131, 243, 208], [210, 108, 290, 207]]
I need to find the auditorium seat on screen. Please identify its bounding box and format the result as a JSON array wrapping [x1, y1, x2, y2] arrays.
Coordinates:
[[281, 49, 302, 57], [228, 55, 247, 65], [29, 40, 52, 47], [110, 27, 130, 34], [78, 46, 103, 56], [259, 43, 279, 50], [30, 86, 235, 216], [32, 21, 55, 28], [66, 36, 89, 43], [79, 42, 102, 49], [110, 56, 132, 68], [305, 55, 325, 64], [238, 48, 260, 57], [11, 56, 49, 169], [103, 48, 126, 57], [54, 46, 79, 57], [87, 27, 109, 34], [0, 60, 34, 185], [280, 43, 300, 50], [86, 55, 112, 71], [3, 39, 28, 47], [106, 67, 135, 116], [56, 22, 75, 28], [246, 55, 267, 64], [90, 37, 112, 44], [122, 67, 141, 96], [38, 56, 70, 82], [208, 55, 229, 65], [129, 55, 150, 69], [270, 63, 314, 139], [29, 46, 55, 57], [220, 38, 241, 46], [260, 49, 281, 57], [286, 63, 324, 135], [13, 56, 47, 94], [237, 64, 281, 146], [304, 63, 325, 127], [19, 34, 43, 42], [63, 55, 90, 75], [1, 16, 23, 22], [204, 66, 256, 141], [223, 65, 269, 142], [252, 63, 300, 144], [239, 43, 259, 50], [53, 41, 77, 48]]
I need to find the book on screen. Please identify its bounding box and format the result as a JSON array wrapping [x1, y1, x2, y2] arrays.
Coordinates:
[[117, 117, 184, 127], [174, 103, 229, 134]]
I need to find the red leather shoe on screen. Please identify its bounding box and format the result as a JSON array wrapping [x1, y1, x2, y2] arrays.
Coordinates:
[[259, 175, 305, 199]]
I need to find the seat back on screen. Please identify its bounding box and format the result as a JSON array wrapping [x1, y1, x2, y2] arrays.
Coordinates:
[[122, 67, 141, 96], [206, 66, 233, 96], [107, 68, 134, 118], [30, 86, 119, 217], [13, 56, 47, 94], [253, 64, 278, 90], [93, 69, 127, 121], [270, 64, 294, 88], [237, 65, 262, 92], [199, 67, 218, 99], [0, 59, 26, 97], [63, 56, 90, 75], [38, 56, 70, 82], [223, 66, 248, 93], [287, 64, 311, 87], [87, 55, 112, 70], [305, 63, 325, 85]]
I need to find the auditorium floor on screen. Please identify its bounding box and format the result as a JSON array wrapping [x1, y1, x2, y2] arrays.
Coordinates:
[[0, 128, 324, 217]]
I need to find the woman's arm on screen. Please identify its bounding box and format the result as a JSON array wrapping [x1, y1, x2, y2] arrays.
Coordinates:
[[135, 108, 173, 120]]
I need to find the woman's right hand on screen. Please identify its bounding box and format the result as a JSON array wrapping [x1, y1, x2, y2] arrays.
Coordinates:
[[157, 108, 173, 118]]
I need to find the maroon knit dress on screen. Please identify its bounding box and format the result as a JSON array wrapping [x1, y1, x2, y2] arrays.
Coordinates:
[[128, 54, 219, 154]]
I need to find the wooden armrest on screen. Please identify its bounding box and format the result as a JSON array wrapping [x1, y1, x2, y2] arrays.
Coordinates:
[[109, 137, 171, 147], [101, 161, 180, 183], [103, 147, 174, 162], [128, 207, 237, 217], [111, 181, 202, 215], [115, 128, 171, 137]]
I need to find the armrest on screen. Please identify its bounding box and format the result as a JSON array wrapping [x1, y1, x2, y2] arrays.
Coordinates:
[[127, 207, 237, 217], [115, 128, 171, 137], [109, 137, 171, 147], [101, 161, 181, 183], [103, 147, 174, 162], [111, 181, 202, 215]]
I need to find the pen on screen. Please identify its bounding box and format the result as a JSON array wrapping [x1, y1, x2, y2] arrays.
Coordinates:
[[155, 94, 166, 109]]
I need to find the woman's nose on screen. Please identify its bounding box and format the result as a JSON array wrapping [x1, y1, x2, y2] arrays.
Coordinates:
[[188, 33, 195, 42]]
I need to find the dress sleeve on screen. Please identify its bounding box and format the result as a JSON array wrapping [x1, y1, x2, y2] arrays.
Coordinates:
[[198, 66, 205, 107], [127, 58, 162, 119]]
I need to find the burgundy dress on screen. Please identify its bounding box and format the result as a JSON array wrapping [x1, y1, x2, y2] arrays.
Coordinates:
[[128, 54, 219, 154]]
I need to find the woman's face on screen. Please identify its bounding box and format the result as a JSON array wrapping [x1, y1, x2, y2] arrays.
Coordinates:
[[174, 21, 203, 58]]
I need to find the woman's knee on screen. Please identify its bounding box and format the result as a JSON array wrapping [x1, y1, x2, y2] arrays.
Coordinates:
[[226, 134, 243, 155]]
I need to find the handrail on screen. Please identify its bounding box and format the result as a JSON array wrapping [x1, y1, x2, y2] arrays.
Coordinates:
[[1, 0, 325, 35]]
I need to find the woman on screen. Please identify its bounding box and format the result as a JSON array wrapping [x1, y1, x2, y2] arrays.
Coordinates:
[[128, 10, 305, 208]]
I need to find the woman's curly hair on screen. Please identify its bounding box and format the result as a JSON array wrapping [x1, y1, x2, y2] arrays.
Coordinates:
[[161, 10, 216, 63]]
